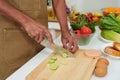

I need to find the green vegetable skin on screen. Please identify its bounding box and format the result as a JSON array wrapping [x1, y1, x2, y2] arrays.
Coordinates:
[[101, 30, 120, 41]]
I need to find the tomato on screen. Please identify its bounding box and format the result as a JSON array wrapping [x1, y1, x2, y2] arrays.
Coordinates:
[[80, 26, 92, 34], [73, 30, 81, 34], [73, 30, 81, 39]]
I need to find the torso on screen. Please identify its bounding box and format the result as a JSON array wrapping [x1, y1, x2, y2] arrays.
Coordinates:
[[0, 0, 48, 79]]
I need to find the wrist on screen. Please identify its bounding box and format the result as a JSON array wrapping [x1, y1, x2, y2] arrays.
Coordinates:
[[61, 25, 70, 33], [61, 29, 70, 36], [17, 15, 33, 27]]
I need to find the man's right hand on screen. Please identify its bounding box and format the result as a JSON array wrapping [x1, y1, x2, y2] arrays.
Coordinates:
[[0, 0, 53, 44], [21, 19, 53, 44]]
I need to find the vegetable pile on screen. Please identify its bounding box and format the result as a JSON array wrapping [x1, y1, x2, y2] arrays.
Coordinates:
[[69, 12, 99, 45], [70, 12, 96, 35], [99, 13, 120, 41], [99, 13, 120, 33]]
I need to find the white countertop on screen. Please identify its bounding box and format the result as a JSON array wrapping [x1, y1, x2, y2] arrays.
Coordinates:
[[6, 27, 120, 80], [48, 22, 71, 30]]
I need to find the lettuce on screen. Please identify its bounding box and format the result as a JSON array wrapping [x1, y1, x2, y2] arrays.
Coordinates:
[[101, 30, 120, 41], [99, 13, 120, 33]]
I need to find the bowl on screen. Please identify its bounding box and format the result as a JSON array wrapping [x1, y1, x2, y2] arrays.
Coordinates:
[[70, 29, 95, 45]]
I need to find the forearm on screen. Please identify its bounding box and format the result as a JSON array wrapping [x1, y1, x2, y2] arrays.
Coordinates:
[[0, 0, 32, 27], [52, 0, 69, 33]]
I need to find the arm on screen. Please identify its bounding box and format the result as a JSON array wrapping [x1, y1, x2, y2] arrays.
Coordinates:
[[0, 0, 53, 43], [0, 0, 31, 26], [52, 0, 78, 52]]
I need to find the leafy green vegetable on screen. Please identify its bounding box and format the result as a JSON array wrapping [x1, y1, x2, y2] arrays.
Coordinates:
[[70, 23, 82, 30], [116, 15, 120, 21], [70, 14, 88, 30], [101, 30, 120, 41], [87, 22, 96, 33], [99, 13, 120, 33]]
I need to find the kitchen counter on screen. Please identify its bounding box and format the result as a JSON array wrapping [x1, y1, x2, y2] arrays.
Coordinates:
[[6, 27, 120, 80]]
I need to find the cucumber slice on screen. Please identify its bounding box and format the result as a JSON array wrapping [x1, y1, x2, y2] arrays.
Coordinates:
[[51, 57, 57, 61], [48, 59, 56, 64], [61, 61, 68, 65], [49, 64, 59, 70], [48, 57, 58, 64], [62, 52, 68, 58]]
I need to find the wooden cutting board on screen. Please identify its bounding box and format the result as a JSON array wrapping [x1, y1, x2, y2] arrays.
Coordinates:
[[26, 49, 99, 80]]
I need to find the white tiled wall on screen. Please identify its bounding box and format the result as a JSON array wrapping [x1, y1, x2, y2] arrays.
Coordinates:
[[66, 0, 120, 13]]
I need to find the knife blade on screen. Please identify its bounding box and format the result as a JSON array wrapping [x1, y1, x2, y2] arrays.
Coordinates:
[[41, 39, 75, 57]]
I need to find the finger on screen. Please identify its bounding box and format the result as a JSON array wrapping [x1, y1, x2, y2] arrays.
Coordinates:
[[34, 35, 39, 43], [71, 41, 78, 53], [45, 31, 54, 44], [62, 39, 68, 49], [32, 31, 39, 42], [28, 33, 35, 39], [38, 33, 44, 43], [66, 40, 73, 51]]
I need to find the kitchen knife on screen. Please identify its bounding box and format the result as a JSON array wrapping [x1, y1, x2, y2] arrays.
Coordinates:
[[41, 39, 75, 57]]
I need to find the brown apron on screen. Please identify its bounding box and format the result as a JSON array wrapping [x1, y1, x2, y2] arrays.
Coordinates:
[[0, 0, 48, 80]]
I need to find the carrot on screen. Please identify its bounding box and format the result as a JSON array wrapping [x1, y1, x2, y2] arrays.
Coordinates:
[[104, 7, 120, 13]]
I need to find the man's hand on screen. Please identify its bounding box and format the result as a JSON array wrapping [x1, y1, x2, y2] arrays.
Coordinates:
[[22, 20, 53, 44], [0, 0, 53, 44], [52, 0, 78, 53], [61, 32, 78, 53]]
